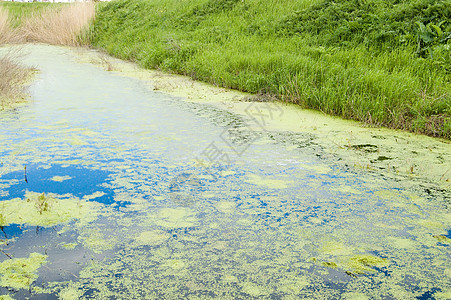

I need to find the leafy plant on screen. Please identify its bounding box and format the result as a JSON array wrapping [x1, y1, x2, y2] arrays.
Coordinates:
[[416, 21, 449, 56]]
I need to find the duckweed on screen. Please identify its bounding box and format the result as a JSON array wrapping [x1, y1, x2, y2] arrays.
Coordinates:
[[0, 253, 47, 290], [0, 45, 449, 299], [50, 175, 72, 182], [0, 191, 101, 227], [348, 255, 388, 274], [151, 207, 199, 229]]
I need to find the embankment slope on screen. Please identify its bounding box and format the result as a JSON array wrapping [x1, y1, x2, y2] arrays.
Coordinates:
[[91, 0, 451, 138]]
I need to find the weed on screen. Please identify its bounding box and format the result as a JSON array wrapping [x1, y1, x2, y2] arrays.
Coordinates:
[[0, 222, 6, 240], [30, 192, 51, 215], [97, 51, 114, 71], [1, 0, 450, 138], [0, 205, 11, 259], [0, 205, 5, 228], [0, 2, 60, 28], [0, 2, 92, 109]]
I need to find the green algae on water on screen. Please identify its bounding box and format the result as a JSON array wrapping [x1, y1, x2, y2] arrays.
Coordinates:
[[318, 241, 388, 274], [0, 44, 449, 299], [241, 281, 271, 297], [58, 281, 83, 300], [0, 191, 102, 227], [348, 255, 388, 274], [246, 174, 291, 189], [434, 290, 451, 300], [433, 235, 451, 244], [0, 253, 47, 290], [134, 230, 170, 246], [78, 228, 117, 254], [150, 207, 199, 229], [60, 243, 78, 250], [50, 175, 72, 182]]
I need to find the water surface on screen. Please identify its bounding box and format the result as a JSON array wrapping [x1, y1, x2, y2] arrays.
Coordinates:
[[0, 45, 450, 299]]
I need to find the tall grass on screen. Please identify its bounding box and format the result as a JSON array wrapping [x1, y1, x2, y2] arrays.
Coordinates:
[[21, 2, 95, 46], [0, 7, 28, 109], [0, 2, 59, 28], [91, 0, 451, 139], [0, 6, 18, 44], [0, 49, 32, 110], [0, 2, 95, 46]]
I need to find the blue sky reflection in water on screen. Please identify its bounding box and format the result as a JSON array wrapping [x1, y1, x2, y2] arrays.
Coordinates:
[[0, 45, 450, 299]]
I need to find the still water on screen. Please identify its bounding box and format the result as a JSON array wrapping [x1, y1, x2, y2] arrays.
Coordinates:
[[0, 45, 450, 299]]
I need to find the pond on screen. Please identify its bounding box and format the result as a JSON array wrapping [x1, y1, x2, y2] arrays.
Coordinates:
[[0, 44, 450, 299]]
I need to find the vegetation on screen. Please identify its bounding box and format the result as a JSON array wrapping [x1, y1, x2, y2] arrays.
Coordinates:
[[0, 49, 32, 110], [0, 2, 94, 109], [0, 6, 16, 44], [33, 192, 51, 215], [20, 2, 95, 46], [90, 0, 451, 139], [0, 0, 449, 138], [0, 2, 95, 45], [0, 5, 30, 109], [0, 2, 60, 28]]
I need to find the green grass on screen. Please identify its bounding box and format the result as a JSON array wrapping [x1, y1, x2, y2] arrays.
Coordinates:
[[89, 0, 451, 139]]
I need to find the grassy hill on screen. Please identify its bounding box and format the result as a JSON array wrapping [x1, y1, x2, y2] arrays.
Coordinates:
[[19, 0, 451, 138]]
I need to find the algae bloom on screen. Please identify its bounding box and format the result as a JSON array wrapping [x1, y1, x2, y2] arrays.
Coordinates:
[[348, 255, 388, 274], [0, 253, 47, 290], [150, 207, 198, 229], [0, 191, 101, 227]]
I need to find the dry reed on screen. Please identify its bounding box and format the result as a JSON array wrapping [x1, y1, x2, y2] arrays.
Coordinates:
[[0, 7, 20, 44], [0, 49, 32, 109], [0, 3, 94, 109], [20, 2, 95, 46]]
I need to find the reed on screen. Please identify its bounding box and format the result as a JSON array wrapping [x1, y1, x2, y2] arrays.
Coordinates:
[[0, 49, 32, 110], [20, 2, 95, 46], [0, 3, 95, 109], [0, 6, 19, 44]]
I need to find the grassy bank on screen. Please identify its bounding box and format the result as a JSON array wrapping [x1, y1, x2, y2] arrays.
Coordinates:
[[90, 0, 451, 139]]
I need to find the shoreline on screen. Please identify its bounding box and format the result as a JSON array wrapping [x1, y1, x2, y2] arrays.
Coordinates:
[[73, 46, 451, 194]]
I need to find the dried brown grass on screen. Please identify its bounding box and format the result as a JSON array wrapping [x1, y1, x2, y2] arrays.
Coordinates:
[[21, 2, 95, 46], [0, 7, 20, 44], [0, 3, 95, 46], [0, 3, 94, 109], [0, 49, 32, 110]]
